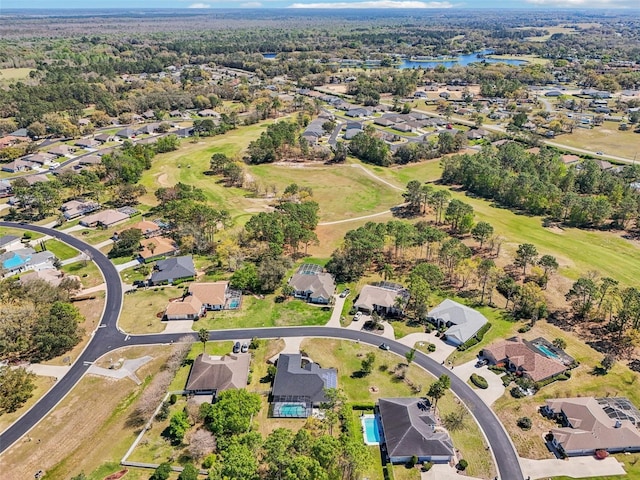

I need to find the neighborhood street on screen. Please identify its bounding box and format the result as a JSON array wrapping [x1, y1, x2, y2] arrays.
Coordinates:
[[0, 222, 524, 480]]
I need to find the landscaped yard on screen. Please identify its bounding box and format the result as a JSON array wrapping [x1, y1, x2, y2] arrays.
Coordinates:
[[118, 286, 184, 334], [299, 338, 495, 479], [194, 295, 332, 331], [43, 238, 78, 261], [60, 259, 104, 288]]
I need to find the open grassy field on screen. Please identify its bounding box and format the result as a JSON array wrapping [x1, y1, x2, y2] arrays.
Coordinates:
[[0, 67, 34, 83], [0, 345, 174, 480], [43, 238, 78, 261], [300, 339, 495, 479], [554, 123, 640, 160], [492, 320, 640, 463]]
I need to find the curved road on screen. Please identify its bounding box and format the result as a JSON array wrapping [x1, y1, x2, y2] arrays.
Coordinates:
[[0, 222, 524, 480]]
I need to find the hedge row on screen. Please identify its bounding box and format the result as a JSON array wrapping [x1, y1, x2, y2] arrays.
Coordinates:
[[457, 322, 492, 351]]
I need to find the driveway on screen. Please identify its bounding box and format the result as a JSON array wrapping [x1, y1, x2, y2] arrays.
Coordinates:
[[163, 320, 194, 333], [448, 360, 505, 406], [326, 295, 346, 327], [422, 463, 484, 480], [25, 364, 71, 379], [520, 455, 626, 479], [396, 332, 457, 365]]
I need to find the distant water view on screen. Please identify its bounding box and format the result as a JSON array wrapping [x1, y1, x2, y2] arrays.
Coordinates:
[[262, 50, 526, 68]]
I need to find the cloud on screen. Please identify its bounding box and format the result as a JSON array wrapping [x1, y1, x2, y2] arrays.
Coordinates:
[[188, 2, 211, 7], [289, 0, 452, 7], [525, 0, 635, 6], [241, 1, 262, 5]]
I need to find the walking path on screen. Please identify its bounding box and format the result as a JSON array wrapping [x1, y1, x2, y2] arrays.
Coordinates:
[[116, 259, 141, 272]]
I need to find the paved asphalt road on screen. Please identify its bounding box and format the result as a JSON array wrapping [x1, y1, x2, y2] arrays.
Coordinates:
[[0, 222, 524, 480]]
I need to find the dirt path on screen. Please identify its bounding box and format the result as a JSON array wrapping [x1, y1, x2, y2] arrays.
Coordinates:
[[156, 173, 170, 187]]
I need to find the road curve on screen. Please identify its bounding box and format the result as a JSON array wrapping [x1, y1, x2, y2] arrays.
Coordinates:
[[0, 223, 523, 479], [0, 221, 124, 454], [128, 326, 524, 480]]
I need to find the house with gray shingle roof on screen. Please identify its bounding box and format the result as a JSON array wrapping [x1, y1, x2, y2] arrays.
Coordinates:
[[185, 353, 251, 396], [378, 397, 454, 464], [271, 353, 337, 418], [426, 299, 488, 346], [288, 270, 335, 304], [150, 255, 196, 285]]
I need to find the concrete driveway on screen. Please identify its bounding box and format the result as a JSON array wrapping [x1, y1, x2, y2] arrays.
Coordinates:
[[396, 332, 457, 364], [326, 295, 346, 327], [421, 463, 484, 480], [520, 455, 626, 479], [450, 360, 505, 406]]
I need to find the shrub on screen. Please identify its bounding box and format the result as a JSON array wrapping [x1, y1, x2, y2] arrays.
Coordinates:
[[518, 324, 531, 333], [457, 459, 468, 471], [202, 454, 217, 469], [510, 386, 525, 398], [489, 365, 506, 374], [501, 373, 514, 386], [155, 401, 170, 421], [426, 343, 436, 352], [517, 417, 532, 430], [470, 373, 488, 389], [422, 461, 433, 472], [169, 393, 177, 404], [408, 455, 418, 468]]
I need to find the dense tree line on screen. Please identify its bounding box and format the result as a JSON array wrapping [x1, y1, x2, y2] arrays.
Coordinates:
[[441, 143, 640, 230]]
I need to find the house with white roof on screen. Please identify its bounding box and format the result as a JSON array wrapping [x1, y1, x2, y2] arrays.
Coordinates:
[[426, 299, 488, 346]]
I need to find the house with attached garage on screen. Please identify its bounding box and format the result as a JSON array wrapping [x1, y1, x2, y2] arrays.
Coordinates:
[[426, 299, 488, 346], [185, 353, 251, 397], [378, 397, 454, 464], [163, 280, 241, 320], [288, 265, 335, 304], [150, 255, 195, 285], [80, 209, 129, 228], [354, 282, 410, 317], [0, 234, 21, 251]]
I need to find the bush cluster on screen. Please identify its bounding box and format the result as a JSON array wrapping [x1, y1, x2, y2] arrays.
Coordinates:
[[457, 323, 492, 351], [470, 373, 489, 389]]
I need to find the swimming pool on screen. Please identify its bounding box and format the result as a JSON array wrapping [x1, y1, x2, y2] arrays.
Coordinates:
[[535, 343, 559, 359], [229, 299, 240, 308], [278, 404, 307, 417], [2, 254, 26, 270], [361, 414, 381, 445]]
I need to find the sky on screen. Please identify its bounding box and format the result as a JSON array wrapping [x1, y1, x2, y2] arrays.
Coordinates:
[[2, 0, 639, 10]]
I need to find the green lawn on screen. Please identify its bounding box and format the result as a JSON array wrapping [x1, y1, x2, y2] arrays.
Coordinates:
[[61, 260, 104, 288], [44, 239, 78, 261], [119, 286, 184, 334], [195, 296, 331, 331], [390, 319, 424, 339]]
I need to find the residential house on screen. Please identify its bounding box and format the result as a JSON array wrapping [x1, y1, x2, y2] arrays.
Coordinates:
[[164, 294, 205, 320], [175, 127, 194, 138], [544, 397, 640, 456], [426, 299, 488, 346], [150, 255, 196, 285], [301, 118, 326, 145], [561, 154, 581, 166], [133, 220, 163, 238], [482, 337, 566, 382], [354, 283, 410, 316], [47, 145, 74, 157], [20, 268, 80, 288], [136, 123, 159, 135], [78, 155, 102, 166], [378, 397, 454, 464], [116, 128, 136, 139], [271, 353, 337, 418], [0, 235, 21, 251], [465, 128, 489, 140], [60, 199, 100, 220], [0, 248, 55, 276], [80, 209, 129, 228], [142, 109, 156, 119], [94, 133, 115, 144], [25, 153, 56, 166], [74, 138, 99, 149], [190, 281, 240, 310], [139, 236, 178, 262], [24, 174, 50, 186], [185, 353, 251, 396], [9, 128, 29, 138], [198, 109, 220, 118], [288, 267, 335, 304], [345, 108, 371, 118], [392, 123, 413, 133]]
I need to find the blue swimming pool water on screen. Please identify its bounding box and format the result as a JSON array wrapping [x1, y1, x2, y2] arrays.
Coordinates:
[[229, 300, 239, 308], [536, 343, 559, 359], [363, 416, 381, 444], [3, 254, 25, 270], [279, 404, 306, 417]]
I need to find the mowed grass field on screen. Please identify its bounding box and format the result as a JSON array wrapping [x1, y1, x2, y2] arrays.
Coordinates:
[[0, 67, 34, 84], [554, 123, 640, 160]]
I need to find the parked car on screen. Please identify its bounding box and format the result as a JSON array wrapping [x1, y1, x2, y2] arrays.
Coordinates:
[[241, 343, 249, 353], [233, 341, 241, 353], [475, 358, 488, 368], [133, 280, 147, 288], [596, 151, 603, 155], [353, 311, 362, 321], [379, 343, 390, 351], [340, 288, 350, 298]]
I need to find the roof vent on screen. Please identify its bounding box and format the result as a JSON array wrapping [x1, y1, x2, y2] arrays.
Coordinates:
[[615, 420, 622, 428]]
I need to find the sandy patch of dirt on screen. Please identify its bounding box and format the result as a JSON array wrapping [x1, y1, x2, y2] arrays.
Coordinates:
[[156, 173, 170, 187], [544, 225, 565, 235]]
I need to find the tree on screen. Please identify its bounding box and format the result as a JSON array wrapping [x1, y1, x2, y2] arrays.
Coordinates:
[[476, 259, 497, 305], [320, 388, 346, 435], [360, 352, 375, 376], [444, 199, 474, 234], [198, 328, 209, 353], [0, 366, 36, 414], [427, 374, 450, 409], [552, 338, 567, 350], [177, 463, 198, 480], [471, 222, 493, 248], [283, 456, 328, 480], [601, 354, 616, 372], [405, 348, 416, 365], [263, 428, 294, 479], [443, 406, 467, 431], [108, 228, 143, 259], [515, 243, 538, 275], [205, 389, 261, 436], [168, 409, 190, 443], [219, 441, 259, 480], [33, 301, 83, 361], [565, 276, 598, 319], [538, 255, 558, 288]]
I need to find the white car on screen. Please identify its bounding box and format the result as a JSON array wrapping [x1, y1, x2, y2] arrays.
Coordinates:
[[354, 312, 362, 321]]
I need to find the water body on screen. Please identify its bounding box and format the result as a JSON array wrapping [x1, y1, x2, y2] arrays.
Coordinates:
[[262, 50, 526, 68], [398, 50, 526, 69]]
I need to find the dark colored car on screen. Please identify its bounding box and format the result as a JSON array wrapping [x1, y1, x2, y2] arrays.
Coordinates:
[[233, 341, 241, 353], [475, 358, 489, 368]]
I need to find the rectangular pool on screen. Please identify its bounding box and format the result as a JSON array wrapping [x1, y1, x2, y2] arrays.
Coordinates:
[[361, 414, 381, 445], [535, 343, 559, 359]]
